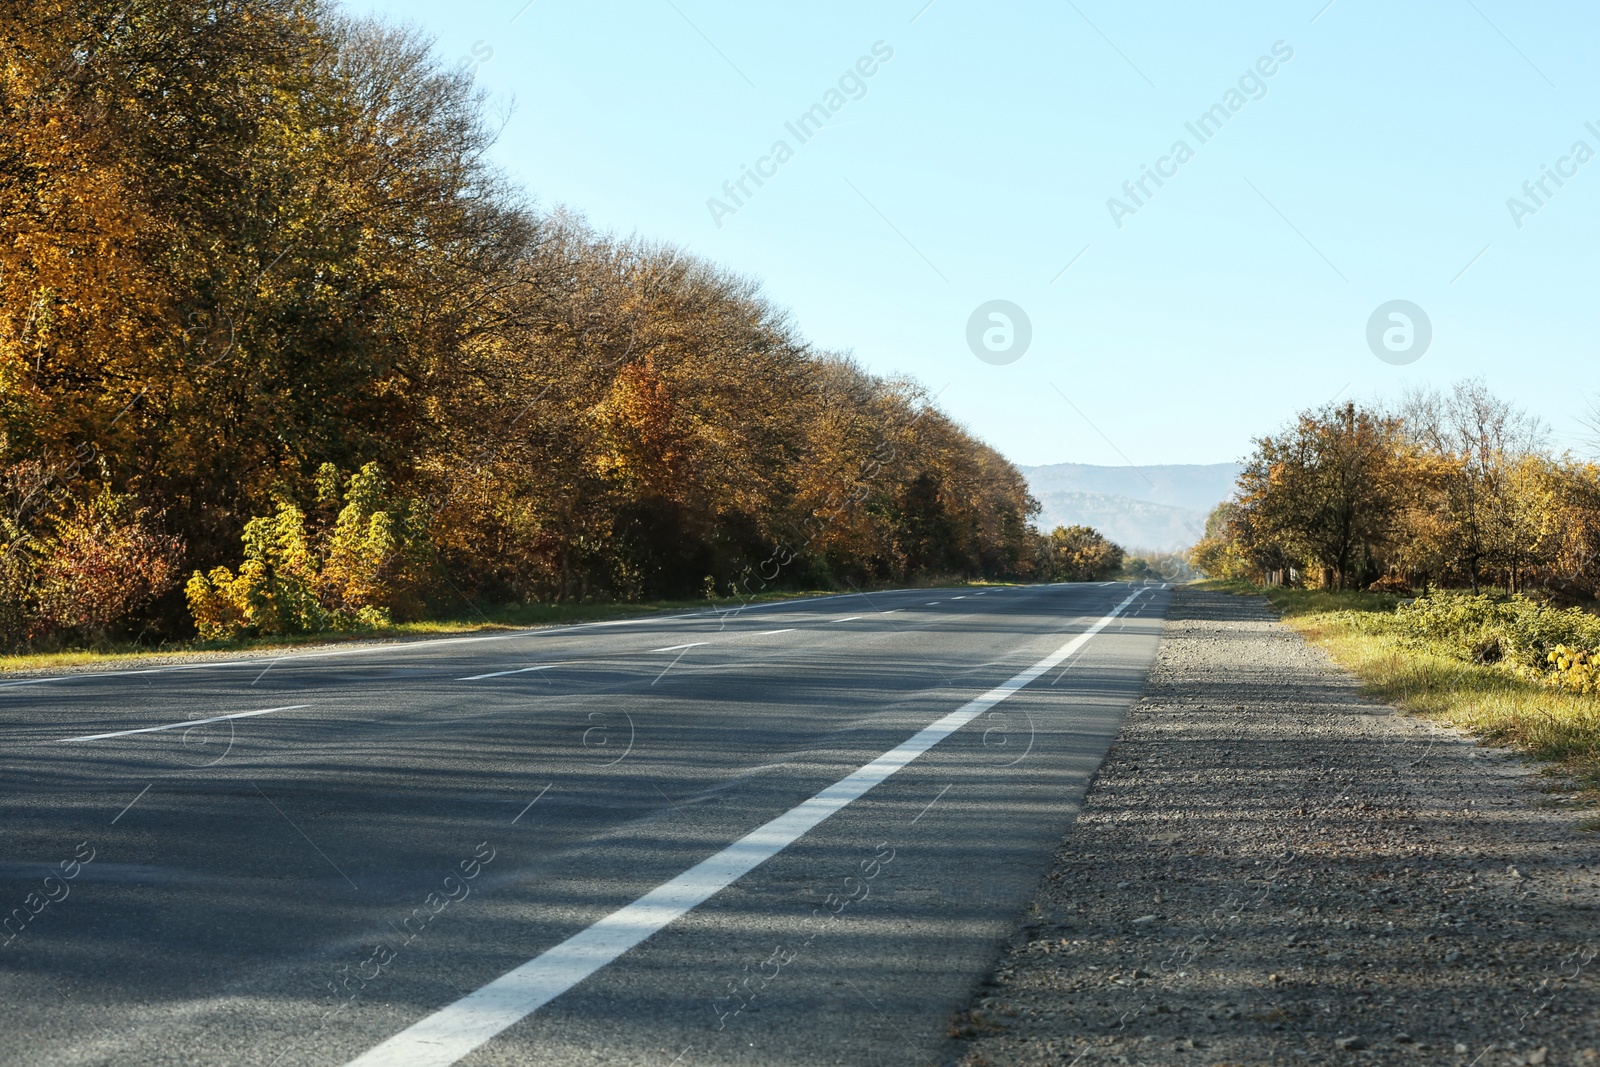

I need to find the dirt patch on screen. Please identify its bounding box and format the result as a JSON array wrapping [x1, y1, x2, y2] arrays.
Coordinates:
[[947, 587, 1600, 1066]]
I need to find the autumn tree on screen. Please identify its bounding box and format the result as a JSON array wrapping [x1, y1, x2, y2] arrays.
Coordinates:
[[0, 2, 1049, 647], [1400, 381, 1548, 592], [1234, 402, 1411, 590], [1037, 525, 1124, 582], [1192, 384, 1600, 600]]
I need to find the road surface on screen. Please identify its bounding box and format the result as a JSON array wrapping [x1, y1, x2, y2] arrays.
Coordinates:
[[0, 582, 1168, 1066]]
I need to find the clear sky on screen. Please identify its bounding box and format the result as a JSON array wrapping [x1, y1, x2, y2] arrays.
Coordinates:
[[360, 0, 1599, 467]]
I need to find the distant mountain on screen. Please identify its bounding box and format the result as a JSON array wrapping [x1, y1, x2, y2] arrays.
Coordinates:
[[1018, 462, 1241, 553]]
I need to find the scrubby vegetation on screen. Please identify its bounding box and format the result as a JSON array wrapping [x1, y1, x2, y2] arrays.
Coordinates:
[[1203, 582, 1600, 797], [1192, 381, 1600, 797], [1354, 591, 1600, 679], [1033, 525, 1124, 582]]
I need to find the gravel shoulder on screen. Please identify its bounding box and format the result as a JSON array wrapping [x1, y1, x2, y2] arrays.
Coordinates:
[[946, 586, 1600, 1066]]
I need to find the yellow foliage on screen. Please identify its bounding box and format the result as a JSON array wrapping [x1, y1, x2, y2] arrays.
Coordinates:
[[1548, 644, 1600, 695], [185, 464, 424, 639]]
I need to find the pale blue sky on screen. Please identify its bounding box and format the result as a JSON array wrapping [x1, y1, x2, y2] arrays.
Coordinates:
[[363, 0, 1599, 467]]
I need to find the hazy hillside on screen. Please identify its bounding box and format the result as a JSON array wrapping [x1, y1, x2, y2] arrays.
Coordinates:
[[1019, 462, 1241, 552]]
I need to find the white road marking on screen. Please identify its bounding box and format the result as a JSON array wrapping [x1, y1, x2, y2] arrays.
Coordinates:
[[459, 665, 559, 681], [835, 616, 863, 623], [926, 601, 940, 605], [341, 588, 1145, 1067], [755, 629, 796, 636], [0, 590, 917, 690], [51, 704, 311, 743], [953, 596, 966, 600], [650, 642, 707, 653]]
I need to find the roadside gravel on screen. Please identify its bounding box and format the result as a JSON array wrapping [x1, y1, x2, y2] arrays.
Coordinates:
[[947, 586, 1600, 1066]]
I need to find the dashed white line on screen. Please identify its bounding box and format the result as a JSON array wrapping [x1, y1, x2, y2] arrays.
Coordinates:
[[835, 616, 863, 623], [651, 642, 707, 653], [0, 590, 892, 690], [755, 629, 797, 636], [51, 704, 312, 744], [339, 587, 1146, 1067]]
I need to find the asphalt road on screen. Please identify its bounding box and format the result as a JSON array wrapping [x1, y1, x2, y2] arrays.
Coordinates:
[[0, 581, 1169, 1066]]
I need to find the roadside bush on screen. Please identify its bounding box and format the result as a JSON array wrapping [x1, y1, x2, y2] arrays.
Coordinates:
[[1354, 589, 1600, 678], [1035, 525, 1124, 582], [187, 464, 430, 639], [0, 488, 183, 648], [317, 463, 431, 622], [0, 459, 49, 647], [187, 503, 326, 639], [1549, 645, 1600, 694], [0, 536, 31, 647], [33, 493, 184, 642]]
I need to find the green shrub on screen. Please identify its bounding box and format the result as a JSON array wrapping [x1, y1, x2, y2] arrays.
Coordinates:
[[186, 463, 430, 640], [1549, 645, 1600, 695], [1350, 589, 1600, 678]]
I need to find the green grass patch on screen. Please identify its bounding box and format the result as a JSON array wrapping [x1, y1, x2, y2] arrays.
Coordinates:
[[1196, 580, 1600, 800]]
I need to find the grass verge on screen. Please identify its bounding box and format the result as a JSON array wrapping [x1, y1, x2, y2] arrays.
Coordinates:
[[1195, 578, 1600, 811], [0, 579, 1025, 677], [0, 590, 835, 676]]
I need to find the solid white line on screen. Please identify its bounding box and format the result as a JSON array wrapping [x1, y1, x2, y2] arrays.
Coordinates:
[[341, 588, 1145, 1067], [51, 704, 312, 743], [650, 642, 707, 653], [755, 628, 796, 636], [459, 665, 558, 681]]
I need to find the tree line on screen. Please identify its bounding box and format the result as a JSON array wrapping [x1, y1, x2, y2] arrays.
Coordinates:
[[1192, 381, 1600, 598], [1, 1, 1120, 647]]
